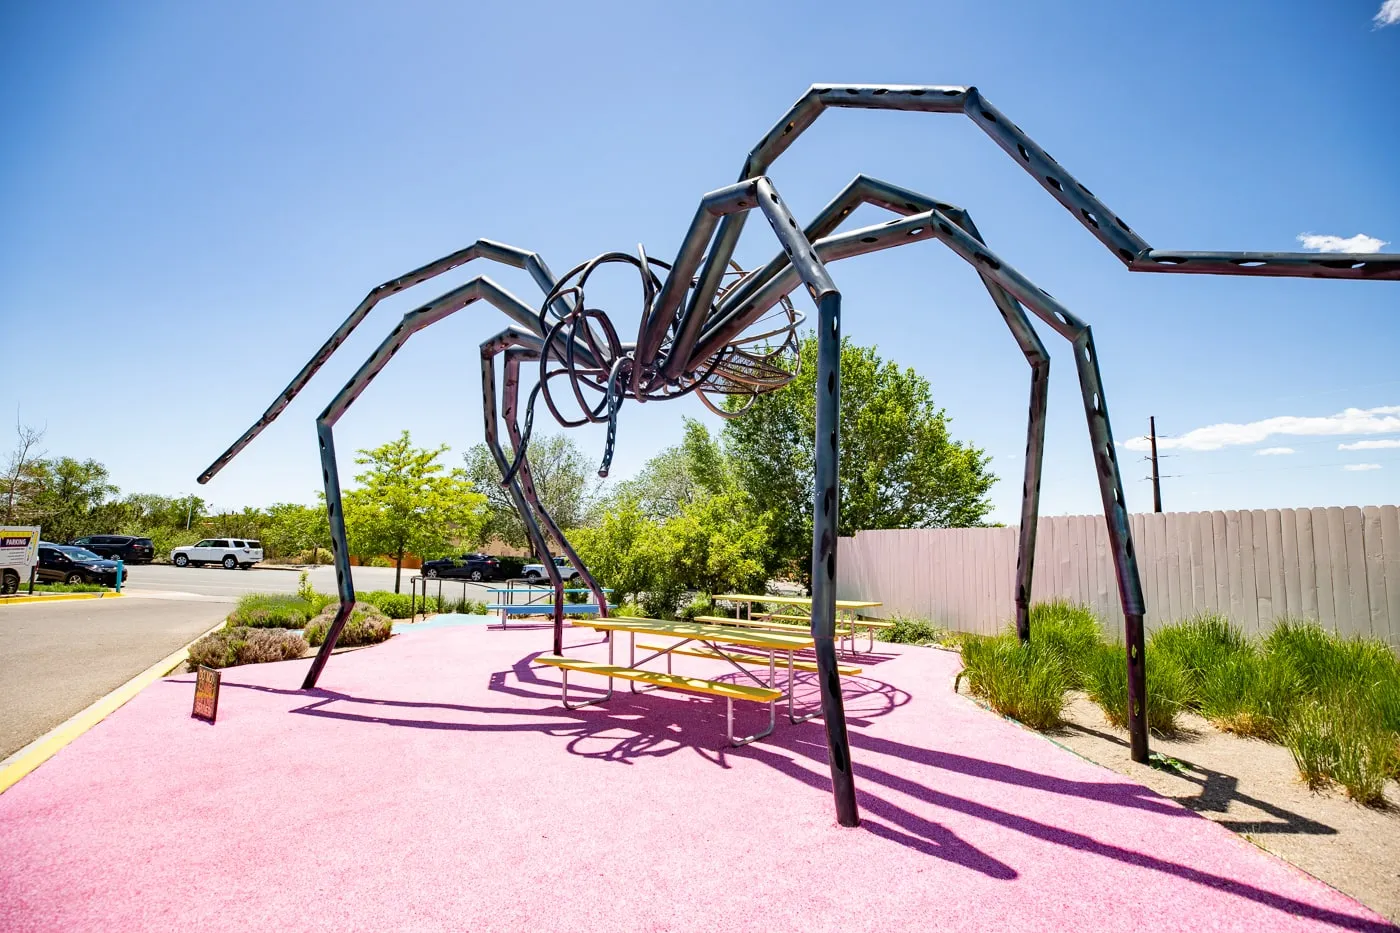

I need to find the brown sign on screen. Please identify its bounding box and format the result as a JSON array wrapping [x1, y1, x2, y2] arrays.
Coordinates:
[[192, 665, 221, 723]]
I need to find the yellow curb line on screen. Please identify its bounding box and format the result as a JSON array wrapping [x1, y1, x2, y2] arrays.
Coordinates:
[[0, 618, 225, 796], [0, 591, 124, 606]]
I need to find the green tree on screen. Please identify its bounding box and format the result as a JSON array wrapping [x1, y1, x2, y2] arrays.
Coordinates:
[[614, 418, 727, 520], [342, 431, 487, 592], [26, 457, 120, 542], [259, 502, 330, 560], [577, 422, 771, 616], [571, 495, 658, 606], [462, 433, 600, 549], [724, 334, 996, 580]]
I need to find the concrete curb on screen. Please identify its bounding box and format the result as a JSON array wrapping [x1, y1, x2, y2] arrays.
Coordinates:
[[0, 618, 226, 796], [0, 591, 123, 606]]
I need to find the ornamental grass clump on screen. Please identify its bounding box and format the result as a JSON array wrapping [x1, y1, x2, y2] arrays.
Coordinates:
[[1149, 614, 1249, 687], [303, 602, 394, 648], [1026, 600, 1103, 688], [227, 592, 323, 629], [1082, 642, 1193, 737], [958, 633, 1070, 731], [1284, 696, 1396, 805], [186, 627, 307, 671]]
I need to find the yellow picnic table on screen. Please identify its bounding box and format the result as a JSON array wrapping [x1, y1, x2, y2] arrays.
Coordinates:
[[712, 593, 887, 652], [539, 616, 837, 744]]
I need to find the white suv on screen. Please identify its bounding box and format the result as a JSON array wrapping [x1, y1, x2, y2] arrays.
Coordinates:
[[522, 555, 580, 583], [171, 538, 263, 570]]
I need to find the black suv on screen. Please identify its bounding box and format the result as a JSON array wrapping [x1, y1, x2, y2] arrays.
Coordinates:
[[421, 553, 500, 581], [37, 544, 128, 587], [70, 535, 155, 564]]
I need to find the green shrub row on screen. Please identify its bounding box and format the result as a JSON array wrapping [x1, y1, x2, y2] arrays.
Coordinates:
[[956, 604, 1400, 806], [356, 590, 488, 619]]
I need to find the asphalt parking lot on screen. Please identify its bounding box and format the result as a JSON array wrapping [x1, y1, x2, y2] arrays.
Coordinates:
[[121, 562, 485, 599], [0, 564, 494, 761]]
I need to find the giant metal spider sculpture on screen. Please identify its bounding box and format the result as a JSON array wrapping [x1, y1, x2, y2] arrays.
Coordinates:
[[200, 84, 1398, 827]]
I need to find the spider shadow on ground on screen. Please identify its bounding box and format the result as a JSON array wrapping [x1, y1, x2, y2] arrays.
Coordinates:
[[1062, 719, 1337, 837], [196, 652, 1391, 929]]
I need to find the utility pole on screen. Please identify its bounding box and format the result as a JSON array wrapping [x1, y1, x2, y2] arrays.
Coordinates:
[[186, 496, 195, 530], [1149, 416, 1162, 513]]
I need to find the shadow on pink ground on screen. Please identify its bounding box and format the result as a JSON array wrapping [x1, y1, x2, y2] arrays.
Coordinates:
[[0, 625, 1392, 933]]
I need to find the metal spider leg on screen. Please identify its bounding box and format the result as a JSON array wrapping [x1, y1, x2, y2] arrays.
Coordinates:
[[481, 333, 570, 655], [926, 218, 1150, 762], [499, 345, 611, 620], [708, 194, 1148, 762], [747, 177, 860, 829], [727, 84, 1399, 280], [199, 239, 583, 487], [701, 176, 1050, 641], [299, 277, 560, 688]]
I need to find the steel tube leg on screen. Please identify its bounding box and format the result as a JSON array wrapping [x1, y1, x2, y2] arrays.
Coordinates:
[[1072, 328, 1149, 762], [1015, 360, 1049, 641], [811, 291, 859, 827]]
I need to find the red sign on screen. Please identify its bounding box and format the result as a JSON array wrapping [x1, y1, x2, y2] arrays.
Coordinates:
[[192, 666, 221, 722]]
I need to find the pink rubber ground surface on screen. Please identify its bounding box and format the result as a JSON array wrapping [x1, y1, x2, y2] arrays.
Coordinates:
[[0, 625, 1392, 932]]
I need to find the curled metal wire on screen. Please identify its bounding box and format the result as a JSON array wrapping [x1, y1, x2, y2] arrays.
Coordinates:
[[505, 252, 804, 481]]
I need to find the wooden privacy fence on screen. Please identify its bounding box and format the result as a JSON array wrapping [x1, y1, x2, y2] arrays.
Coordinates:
[[836, 506, 1400, 646]]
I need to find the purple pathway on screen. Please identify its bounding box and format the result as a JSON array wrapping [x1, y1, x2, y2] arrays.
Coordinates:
[[0, 625, 1391, 932]]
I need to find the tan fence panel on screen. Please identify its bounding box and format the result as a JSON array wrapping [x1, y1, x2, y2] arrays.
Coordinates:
[[837, 505, 1397, 646]]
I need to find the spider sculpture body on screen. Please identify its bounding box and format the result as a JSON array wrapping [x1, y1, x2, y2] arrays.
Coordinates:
[[200, 84, 1398, 827]]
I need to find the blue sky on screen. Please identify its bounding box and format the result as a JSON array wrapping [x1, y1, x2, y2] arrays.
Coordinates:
[[1, 0, 1396, 524]]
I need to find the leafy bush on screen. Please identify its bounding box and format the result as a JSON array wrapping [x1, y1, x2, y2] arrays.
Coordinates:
[[186, 627, 308, 671], [609, 601, 645, 618], [640, 587, 683, 620], [879, 615, 945, 646], [356, 590, 414, 619], [679, 594, 713, 621], [366, 556, 395, 568], [227, 592, 322, 629], [303, 602, 394, 647], [958, 634, 1070, 731], [495, 556, 526, 579], [1082, 643, 1192, 737]]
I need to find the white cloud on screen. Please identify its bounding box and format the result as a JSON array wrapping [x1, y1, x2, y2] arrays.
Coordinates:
[[1122, 405, 1400, 452], [1376, 1, 1400, 28], [1255, 447, 1295, 456], [1344, 463, 1382, 471], [1297, 233, 1388, 253], [1339, 438, 1400, 450]]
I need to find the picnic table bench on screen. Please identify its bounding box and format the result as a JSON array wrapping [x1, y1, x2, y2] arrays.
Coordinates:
[[541, 616, 828, 744], [711, 594, 890, 653]]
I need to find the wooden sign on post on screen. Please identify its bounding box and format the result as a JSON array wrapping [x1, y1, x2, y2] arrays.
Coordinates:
[[192, 665, 221, 723]]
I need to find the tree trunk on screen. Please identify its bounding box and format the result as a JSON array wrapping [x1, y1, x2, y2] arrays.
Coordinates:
[[394, 545, 404, 593]]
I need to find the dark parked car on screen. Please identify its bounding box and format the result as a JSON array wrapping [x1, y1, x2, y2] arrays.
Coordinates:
[[69, 535, 155, 564], [36, 544, 129, 587], [421, 553, 500, 582]]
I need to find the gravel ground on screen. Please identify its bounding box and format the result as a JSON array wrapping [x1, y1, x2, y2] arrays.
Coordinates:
[[1030, 691, 1400, 922]]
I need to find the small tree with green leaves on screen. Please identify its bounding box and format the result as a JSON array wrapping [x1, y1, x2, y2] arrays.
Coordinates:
[[342, 431, 487, 592]]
